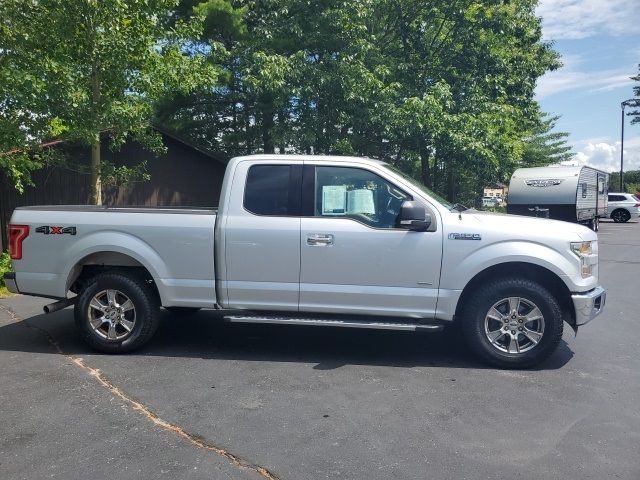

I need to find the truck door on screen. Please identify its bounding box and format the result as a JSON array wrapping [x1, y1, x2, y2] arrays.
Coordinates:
[[299, 164, 442, 318], [221, 161, 302, 311]]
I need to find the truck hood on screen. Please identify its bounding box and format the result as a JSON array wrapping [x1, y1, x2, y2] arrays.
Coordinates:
[[463, 210, 597, 242]]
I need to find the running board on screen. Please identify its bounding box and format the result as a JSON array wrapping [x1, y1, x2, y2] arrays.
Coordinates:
[[223, 315, 443, 332]]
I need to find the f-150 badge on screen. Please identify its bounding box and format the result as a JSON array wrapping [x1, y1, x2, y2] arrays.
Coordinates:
[[448, 233, 481, 240], [35, 226, 77, 235]]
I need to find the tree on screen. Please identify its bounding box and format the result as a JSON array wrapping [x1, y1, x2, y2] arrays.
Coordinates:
[[521, 112, 573, 167], [609, 170, 640, 193], [0, 0, 218, 202], [630, 64, 640, 125], [157, 0, 560, 203]]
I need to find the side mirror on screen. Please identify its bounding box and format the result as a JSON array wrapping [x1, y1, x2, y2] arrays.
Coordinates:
[[398, 201, 431, 231]]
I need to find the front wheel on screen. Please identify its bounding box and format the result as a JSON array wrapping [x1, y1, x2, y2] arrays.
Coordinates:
[[460, 278, 563, 369], [75, 271, 160, 353]]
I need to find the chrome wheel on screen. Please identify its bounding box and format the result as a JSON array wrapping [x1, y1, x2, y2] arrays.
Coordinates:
[[484, 297, 545, 354], [88, 289, 136, 341]]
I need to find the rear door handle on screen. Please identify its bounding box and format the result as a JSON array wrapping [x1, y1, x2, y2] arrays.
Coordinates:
[[306, 233, 334, 246]]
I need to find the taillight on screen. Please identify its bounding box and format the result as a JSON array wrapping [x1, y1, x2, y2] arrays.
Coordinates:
[[635, 203, 640, 207], [8, 224, 29, 260]]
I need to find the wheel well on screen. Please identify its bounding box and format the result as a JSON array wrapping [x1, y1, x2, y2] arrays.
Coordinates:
[[68, 252, 160, 303], [455, 262, 576, 326]]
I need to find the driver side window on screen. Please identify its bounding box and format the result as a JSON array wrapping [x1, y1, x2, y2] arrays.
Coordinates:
[[314, 166, 411, 229]]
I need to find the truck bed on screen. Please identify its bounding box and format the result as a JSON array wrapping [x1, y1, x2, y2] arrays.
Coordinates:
[[10, 205, 217, 307]]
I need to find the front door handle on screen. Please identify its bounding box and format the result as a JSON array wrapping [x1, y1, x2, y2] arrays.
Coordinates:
[[306, 233, 334, 246]]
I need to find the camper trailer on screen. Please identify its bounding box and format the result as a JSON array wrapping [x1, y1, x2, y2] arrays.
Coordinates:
[[507, 165, 608, 231]]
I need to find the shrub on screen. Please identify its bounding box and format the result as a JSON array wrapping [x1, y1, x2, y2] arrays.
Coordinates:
[[0, 251, 12, 289]]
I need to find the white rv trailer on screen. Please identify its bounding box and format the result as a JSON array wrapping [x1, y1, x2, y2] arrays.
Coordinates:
[[507, 165, 608, 231]]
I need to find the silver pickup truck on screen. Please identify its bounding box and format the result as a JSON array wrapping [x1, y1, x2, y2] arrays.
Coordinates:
[[4, 155, 606, 368]]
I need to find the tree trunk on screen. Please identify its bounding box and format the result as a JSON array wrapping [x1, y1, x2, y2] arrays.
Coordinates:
[[447, 158, 456, 202], [278, 109, 286, 153], [420, 143, 431, 187], [90, 137, 102, 205], [90, 69, 102, 205], [261, 96, 275, 154]]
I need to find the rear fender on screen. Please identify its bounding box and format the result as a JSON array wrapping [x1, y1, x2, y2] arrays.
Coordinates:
[[62, 231, 168, 301]]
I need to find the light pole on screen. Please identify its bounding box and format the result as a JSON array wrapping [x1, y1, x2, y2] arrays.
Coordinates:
[[621, 99, 639, 192]]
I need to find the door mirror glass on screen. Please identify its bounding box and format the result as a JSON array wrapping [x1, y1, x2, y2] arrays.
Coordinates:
[[398, 201, 430, 231]]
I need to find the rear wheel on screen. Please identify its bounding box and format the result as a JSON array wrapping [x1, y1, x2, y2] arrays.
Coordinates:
[[611, 209, 631, 223], [460, 277, 563, 369], [75, 272, 160, 353]]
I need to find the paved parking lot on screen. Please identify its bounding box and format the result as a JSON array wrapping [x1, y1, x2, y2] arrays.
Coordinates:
[[1, 219, 639, 480]]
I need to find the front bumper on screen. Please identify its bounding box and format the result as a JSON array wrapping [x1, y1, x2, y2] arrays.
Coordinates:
[[3, 272, 19, 294], [572, 286, 606, 326]]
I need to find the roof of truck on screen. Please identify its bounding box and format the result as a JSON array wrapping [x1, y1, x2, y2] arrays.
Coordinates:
[[230, 154, 384, 165]]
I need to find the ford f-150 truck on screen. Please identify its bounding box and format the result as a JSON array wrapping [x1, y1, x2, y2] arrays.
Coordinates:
[[4, 155, 606, 368]]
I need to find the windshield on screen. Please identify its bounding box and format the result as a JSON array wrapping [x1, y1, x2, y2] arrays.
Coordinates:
[[383, 163, 454, 210]]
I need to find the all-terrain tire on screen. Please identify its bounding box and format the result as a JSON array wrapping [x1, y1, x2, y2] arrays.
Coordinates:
[[459, 277, 564, 369], [74, 271, 160, 353]]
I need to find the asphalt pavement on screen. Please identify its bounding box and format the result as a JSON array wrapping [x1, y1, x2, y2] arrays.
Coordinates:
[[1, 219, 639, 480]]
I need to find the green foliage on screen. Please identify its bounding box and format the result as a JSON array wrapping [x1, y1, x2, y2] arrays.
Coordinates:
[[609, 170, 640, 193], [521, 112, 573, 167], [630, 65, 640, 125], [0, 251, 12, 294], [0, 0, 219, 198], [100, 160, 152, 188], [158, 0, 562, 202]]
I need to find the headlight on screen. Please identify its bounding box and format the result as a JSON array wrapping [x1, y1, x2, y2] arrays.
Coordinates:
[[571, 241, 592, 256], [570, 241, 595, 278]]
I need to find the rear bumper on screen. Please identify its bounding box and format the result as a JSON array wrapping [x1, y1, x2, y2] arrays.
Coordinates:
[[572, 286, 606, 326], [3, 272, 19, 294]]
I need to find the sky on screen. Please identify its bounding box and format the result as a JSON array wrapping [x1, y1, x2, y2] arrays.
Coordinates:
[[535, 0, 640, 174]]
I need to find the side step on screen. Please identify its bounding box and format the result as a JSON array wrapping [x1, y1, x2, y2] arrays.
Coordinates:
[[223, 315, 443, 332]]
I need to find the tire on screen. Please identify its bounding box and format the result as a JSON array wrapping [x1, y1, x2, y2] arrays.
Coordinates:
[[611, 209, 631, 223], [588, 218, 599, 232], [165, 307, 201, 316], [75, 271, 160, 353], [460, 277, 563, 369]]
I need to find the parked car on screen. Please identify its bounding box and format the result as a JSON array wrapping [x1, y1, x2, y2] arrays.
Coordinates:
[[481, 196, 500, 207], [507, 165, 608, 231], [607, 192, 640, 223], [4, 155, 606, 368]]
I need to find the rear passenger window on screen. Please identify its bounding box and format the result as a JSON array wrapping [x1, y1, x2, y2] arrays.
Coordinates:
[[244, 165, 293, 216]]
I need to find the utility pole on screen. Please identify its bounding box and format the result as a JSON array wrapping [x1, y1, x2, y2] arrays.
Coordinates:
[[620, 99, 639, 192]]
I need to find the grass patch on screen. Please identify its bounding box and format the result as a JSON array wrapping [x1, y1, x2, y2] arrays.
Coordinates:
[[0, 286, 13, 298]]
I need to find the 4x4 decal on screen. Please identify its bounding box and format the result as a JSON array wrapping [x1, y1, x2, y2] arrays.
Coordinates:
[[35, 226, 77, 235]]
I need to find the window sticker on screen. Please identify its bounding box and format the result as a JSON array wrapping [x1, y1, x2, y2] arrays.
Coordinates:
[[322, 185, 347, 214], [346, 189, 375, 215]]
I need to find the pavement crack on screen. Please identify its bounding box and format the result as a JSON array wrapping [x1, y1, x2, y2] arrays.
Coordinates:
[[0, 303, 281, 480]]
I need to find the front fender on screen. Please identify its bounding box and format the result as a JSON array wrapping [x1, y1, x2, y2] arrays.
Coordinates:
[[440, 240, 593, 292]]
